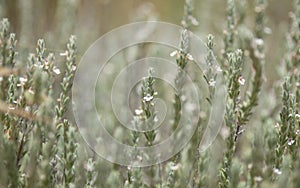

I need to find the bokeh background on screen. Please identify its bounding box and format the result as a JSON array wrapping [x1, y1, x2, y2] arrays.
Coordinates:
[[0, 0, 294, 85]]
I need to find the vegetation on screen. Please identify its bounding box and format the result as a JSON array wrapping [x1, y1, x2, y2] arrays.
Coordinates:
[[0, 0, 299, 187]]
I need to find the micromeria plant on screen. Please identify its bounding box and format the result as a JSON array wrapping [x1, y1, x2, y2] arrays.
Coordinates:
[[0, 18, 80, 187], [2, 0, 300, 187]]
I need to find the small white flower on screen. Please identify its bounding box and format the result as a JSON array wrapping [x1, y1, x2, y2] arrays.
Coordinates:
[[85, 162, 94, 172], [264, 27, 272, 34], [238, 76, 245, 85], [273, 168, 282, 175], [19, 77, 28, 83], [171, 163, 181, 171], [186, 53, 194, 61], [170, 50, 179, 57], [143, 93, 153, 102], [18, 77, 28, 87], [254, 176, 263, 182], [53, 66, 61, 75], [60, 51, 68, 56], [209, 79, 216, 87], [8, 105, 15, 110], [135, 109, 143, 115], [180, 95, 187, 102], [255, 38, 264, 46], [143, 94, 153, 102], [296, 130, 300, 136], [248, 163, 253, 169], [215, 65, 222, 72], [25, 106, 30, 112], [288, 139, 295, 146], [71, 65, 77, 71], [34, 61, 43, 68], [154, 116, 158, 122], [170, 50, 193, 61], [28, 88, 34, 94]]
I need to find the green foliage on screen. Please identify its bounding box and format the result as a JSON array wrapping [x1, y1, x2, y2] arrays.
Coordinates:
[[1, 0, 300, 187]]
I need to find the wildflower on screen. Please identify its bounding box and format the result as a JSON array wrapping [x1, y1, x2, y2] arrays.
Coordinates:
[[53, 66, 61, 75], [143, 93, 153, 102], [273, 168, 282, 175], [248, 163, 253, 169], [34, 61, 43, 68], [28, 88, 34, 94], [186, 53, 194, 61], [170, 50, 179, 57], [254, 38, 264, 46], [170, 50, 193, 61], [275, 123, 280, 131], [238, 76, 245, 85], [209, 79, 216, 87], [44, 60, 50, 70], [153, 116, 158, 123], [288, 139, 295, 146], [85, 160, 94, 172], [135, 109, 143, 115], [264, 27, 272, 34], [19, 77, 28, 83], [8, 104, 15, 110], [254, 176, 263, 182], [296, 130, 300, 135], [25, 106, 30, 112], [170, 163, 181, 171], [18, 77, 28, 87], [215, 65, 222, 72], [71, 65, 77, 71], [60, 51, 68, 56]]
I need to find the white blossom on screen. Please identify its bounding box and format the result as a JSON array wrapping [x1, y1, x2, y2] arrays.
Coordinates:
[[186, 53, 194, 61], [53, 66, 61, 75], [215, 65, 222, 72], [209, 79, 216, 87], [273, 168, 282, 175], [238, 76, 245, 85], [143, 94, 153, 102], [135, 109, 143, 115], [170, 50, 179, 57], [60, 51, 68, 56], [254, 176, 263, 182], [255, 38, 264, 46], [288, 139, 295, 146]]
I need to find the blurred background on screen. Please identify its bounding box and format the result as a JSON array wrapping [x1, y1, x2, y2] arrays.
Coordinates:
[[0, 0, 294, 85]]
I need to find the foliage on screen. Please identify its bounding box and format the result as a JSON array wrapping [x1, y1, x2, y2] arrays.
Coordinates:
[[0, 0, 300, 187]]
